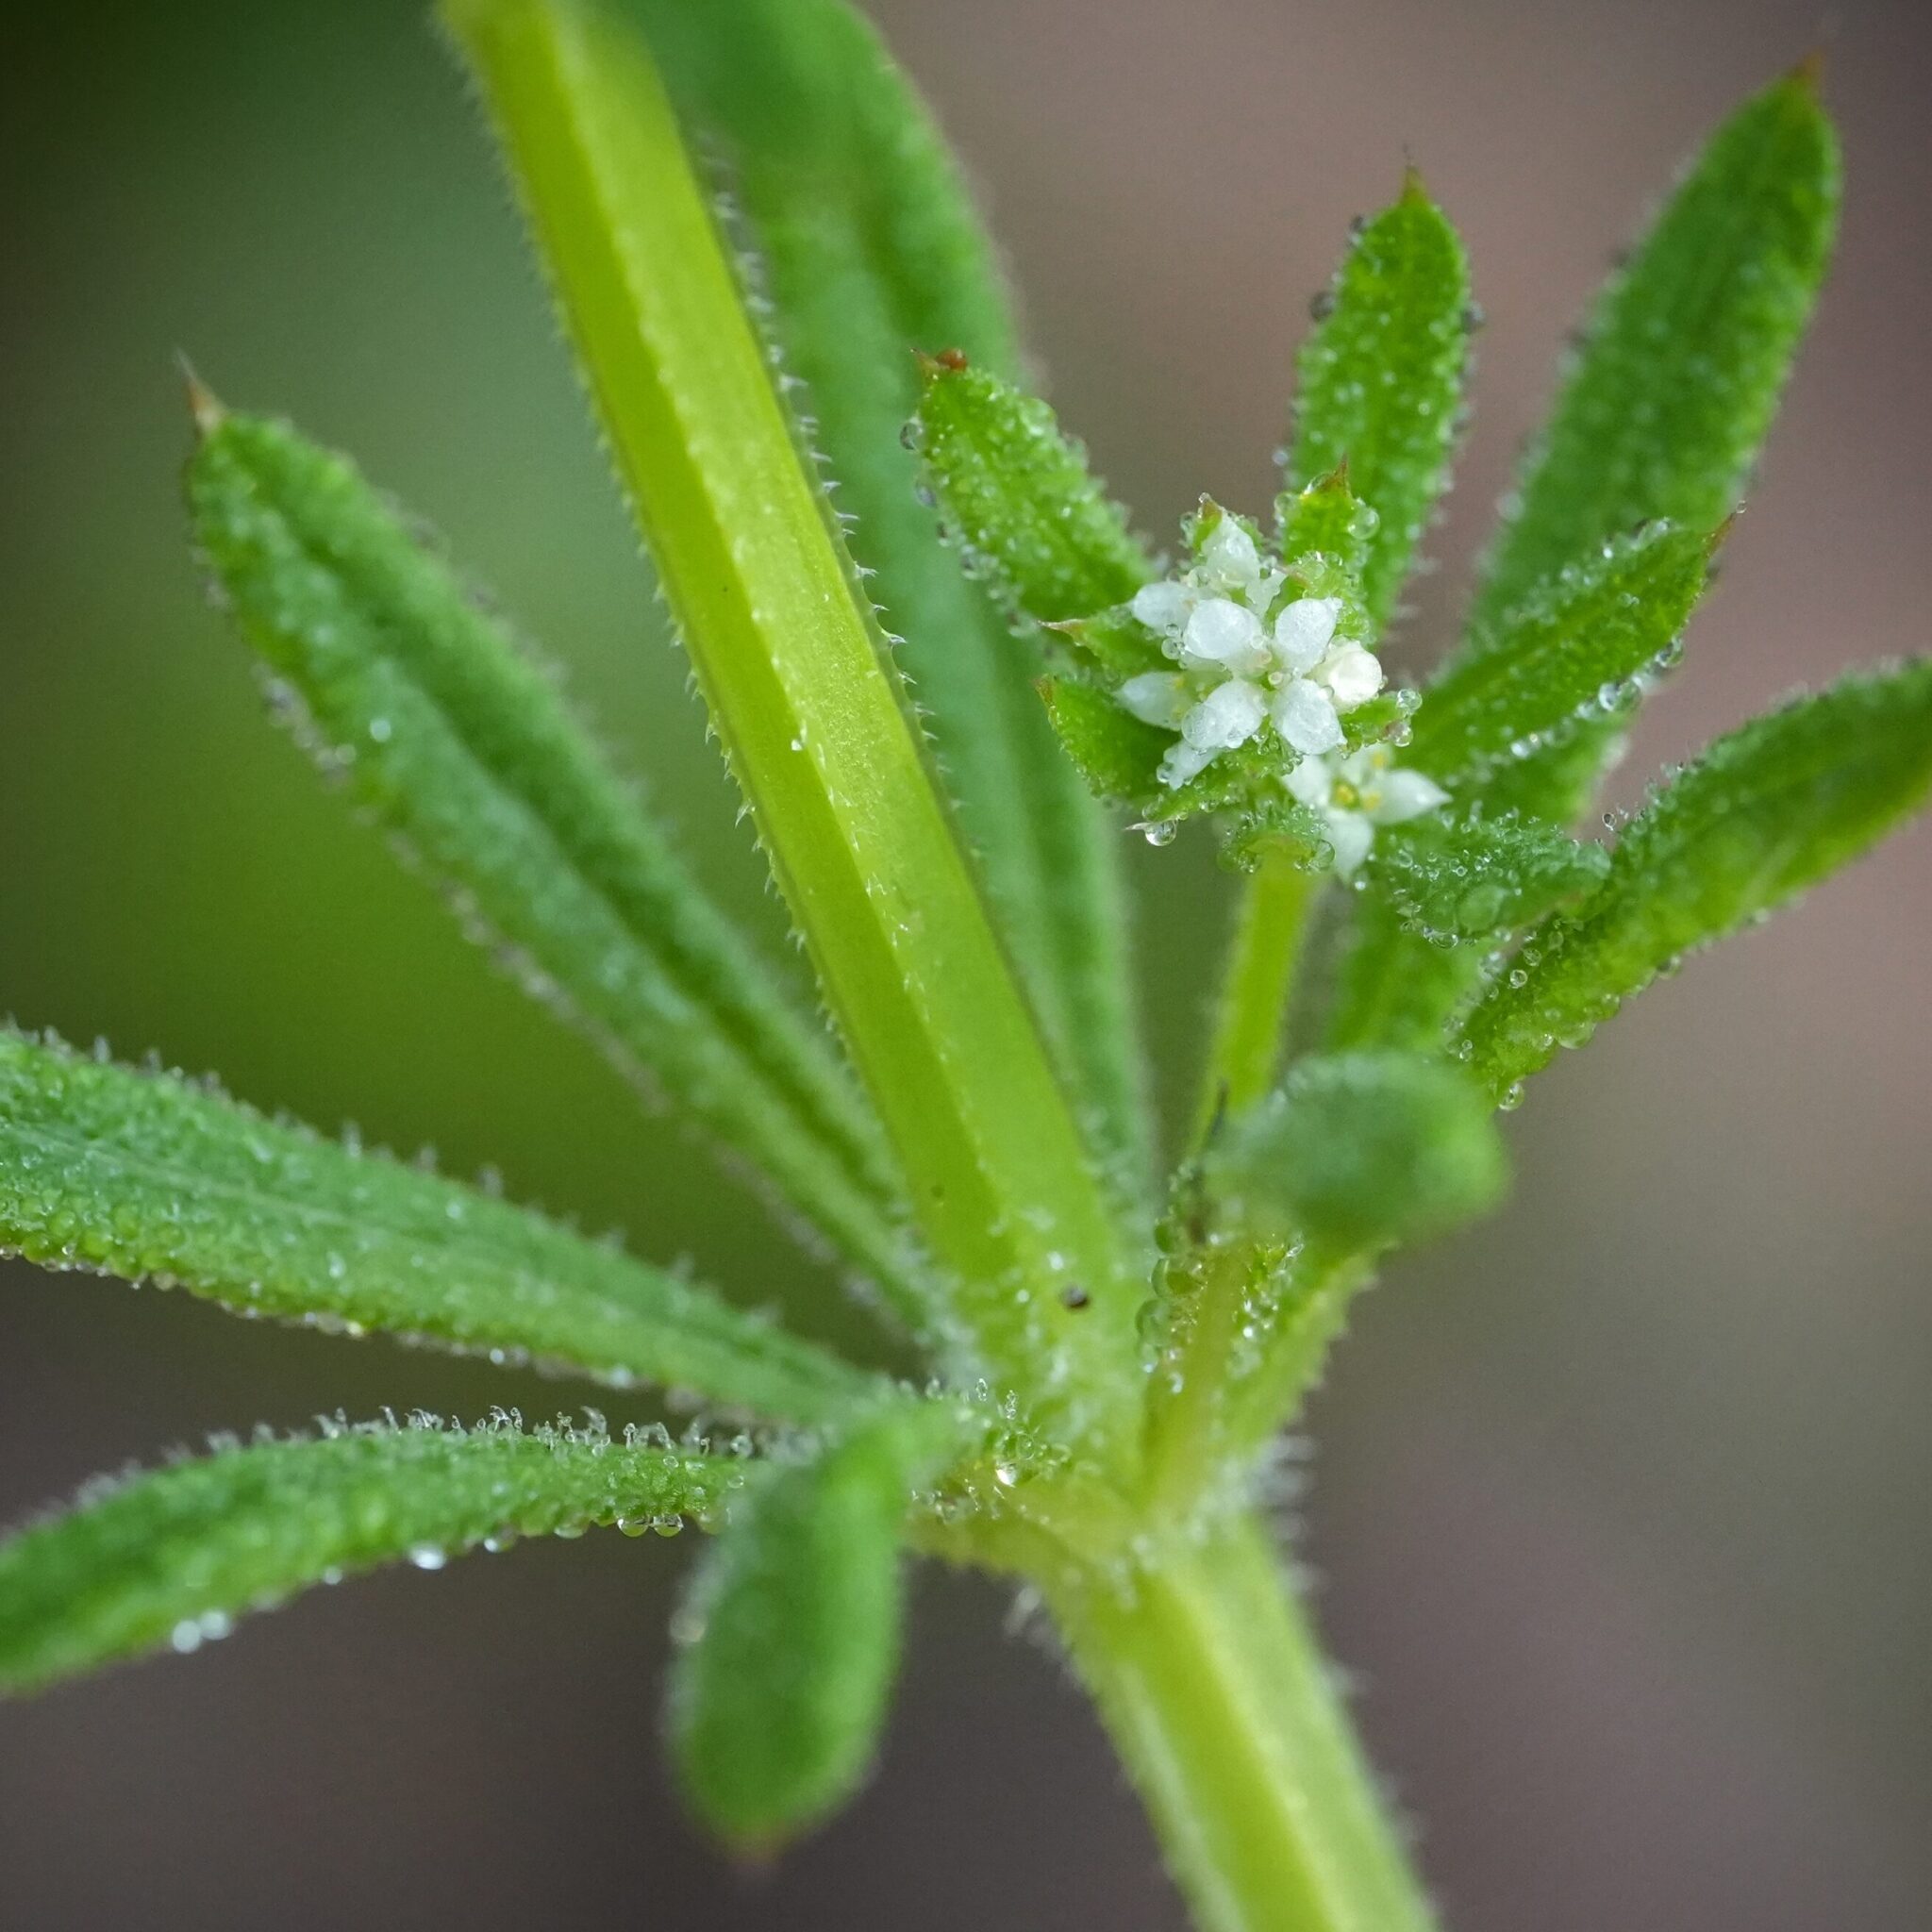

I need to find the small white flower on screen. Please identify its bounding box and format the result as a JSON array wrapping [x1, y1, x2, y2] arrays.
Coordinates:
[[1158, 740, 1217, 788], [1180, 598, 1271, 675], [1116, 672, 1192, 728], [1180, 678, 1267, 751], [1316, 641, 1385, 710], [1273, 596, 1341, 675], [1117, 517, 1389, 791], [1270, 678, 1344, 756], [1198, 517, 1262, 591], [1131, 579, 1195, 636], [1286, 742, 1449, 876]]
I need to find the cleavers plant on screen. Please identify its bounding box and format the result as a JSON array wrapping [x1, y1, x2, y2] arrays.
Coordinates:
[[1, 6, 1923, 1929]]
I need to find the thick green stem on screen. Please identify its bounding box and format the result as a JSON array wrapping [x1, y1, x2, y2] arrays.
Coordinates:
[[1048, 1515, 1435, 1932], [1191, 860, 1319, 1150], [445, 0, 1137, 1416]]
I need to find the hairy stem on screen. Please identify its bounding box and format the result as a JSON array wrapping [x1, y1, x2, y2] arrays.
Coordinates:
[[1048, 1515, 1434, 1932], [445, 0, 1138, 1418]]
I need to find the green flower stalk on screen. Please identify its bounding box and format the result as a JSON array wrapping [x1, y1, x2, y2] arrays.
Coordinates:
[[2, 11, 1914, 1932]]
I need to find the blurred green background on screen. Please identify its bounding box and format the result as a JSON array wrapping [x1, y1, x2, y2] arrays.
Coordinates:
[[3, 1, 1927, 1925]]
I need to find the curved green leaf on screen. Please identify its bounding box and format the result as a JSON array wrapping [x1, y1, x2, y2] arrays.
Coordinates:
[[189, 405, 918, 1311], [669, 1406, 951, 1848], [1284, 174, 1472, 628], [912, 357, 1153, 627], [1466, 63, 1840, 824], [1369, 814, 1610, 945], [1459, 661, 1932, 1097], [1407, 525, 1713, 789], [0, 1030, 879, 1424], [1208, 1051, 1508, 1256], [0, 1415, 740, 1695], [1473, 64, 1840, 629]]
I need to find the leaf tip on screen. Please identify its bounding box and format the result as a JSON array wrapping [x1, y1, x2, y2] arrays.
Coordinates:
[[1787, 45, 1829, 98], [176, 355, 225, 438]]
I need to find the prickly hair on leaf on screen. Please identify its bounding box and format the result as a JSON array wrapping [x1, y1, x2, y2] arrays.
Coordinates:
[[0, 1028, 878, 1424], [1459, 660, 1932, 1097], [1205, 1051, 1508, 1255], [0, 1416, 741, 1694], [625, 0, 1154, 1192], [187, 403, 917, 1311]]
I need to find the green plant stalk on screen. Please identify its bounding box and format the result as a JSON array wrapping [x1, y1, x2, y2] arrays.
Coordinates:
[[1140, 1237, 1274, 1518], [444, 0, 1136, 1409], [1047, 1514, 1435, 1932], [1191, 858, 1320, 1148]]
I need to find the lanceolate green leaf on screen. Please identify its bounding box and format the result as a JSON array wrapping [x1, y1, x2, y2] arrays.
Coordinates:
[[189, 405, 919, 1311], [1465, 63, 1840, 823], [670, 1406, 949, 1848], [1321, 897, 1471, 1053], [1368, 814, 1609, 945], [626, 0, 1151, 1195], [1472, 64, 1840, 631], [1459, 661, 1932, 1097], [0, 1416, 741, 1695], [0, 1031, 878, 1424], [444, 0, 1138, 1415], [1407, 525, 1713, 789], [913, 358, 1153, 626], [1208, 1052, 1508, 1257], [1284, 175, 1472, 629]]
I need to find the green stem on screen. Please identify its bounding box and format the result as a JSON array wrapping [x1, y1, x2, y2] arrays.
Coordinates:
[[444, 0, 1136, 1414], [1191, 860, 1319, 1149], [1048, 1514, 1435, 1932]]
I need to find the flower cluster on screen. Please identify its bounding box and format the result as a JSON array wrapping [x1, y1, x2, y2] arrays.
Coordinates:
[[1116, 517, 1388, 789]]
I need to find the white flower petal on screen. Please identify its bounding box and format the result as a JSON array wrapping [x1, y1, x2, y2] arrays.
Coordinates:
[[1131, 579, 1194, 636], [1158, 740, 1217, 789], [1368, 768, 1451, 825], [1324, 810, 1375, 877], [1115, 672, 1193, 729], [1340, 743, 1391, 788], [1199, 518, 1261, 592], [1285, 755, 1335, 809], [1249, 568, 1286, 620], [1317, 641, 1385, 711], [1272, 597, 1341, 675], [1181, 598, 1270, 674], [1271, 678, 1344, 756], [1181, 679, 1267, 750]]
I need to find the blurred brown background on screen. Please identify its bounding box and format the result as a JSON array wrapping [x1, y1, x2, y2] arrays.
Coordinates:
[[2, 0, 1927, 1925]]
